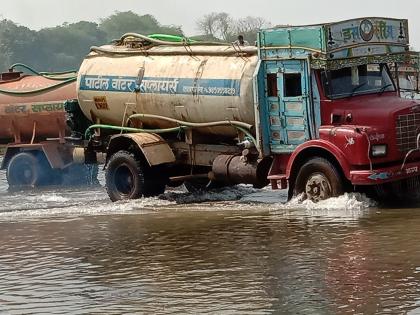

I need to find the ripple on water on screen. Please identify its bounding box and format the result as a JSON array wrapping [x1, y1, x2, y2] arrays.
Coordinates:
[[4, 162, 416, 314]]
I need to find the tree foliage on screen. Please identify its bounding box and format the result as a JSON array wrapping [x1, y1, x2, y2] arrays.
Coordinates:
[[0, 11, 271, 72], [0, 11, 183, 72], [196, 12, 271, 43], [0, 20, 37, 70], [99, 11, 183, 41], [34, 21, 107, 71]]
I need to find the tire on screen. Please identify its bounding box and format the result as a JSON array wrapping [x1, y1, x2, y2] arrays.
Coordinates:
[[106, 151, 145, 202], [6, 152, 49, 188], [294, 157, 343, 202]]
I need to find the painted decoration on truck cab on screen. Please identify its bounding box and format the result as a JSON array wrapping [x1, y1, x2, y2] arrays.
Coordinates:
[[79, 75, 241, 97], [327, 18, 408, 51]]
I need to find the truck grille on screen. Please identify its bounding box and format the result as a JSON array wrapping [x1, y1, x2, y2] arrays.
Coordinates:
[[396, 113, 420, 152]]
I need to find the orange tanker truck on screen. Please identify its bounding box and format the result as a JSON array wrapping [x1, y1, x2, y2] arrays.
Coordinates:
[[0, 64, 96, 188]]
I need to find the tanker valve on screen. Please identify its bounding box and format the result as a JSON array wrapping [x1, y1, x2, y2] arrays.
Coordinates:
[[238, 139, 254, 149]]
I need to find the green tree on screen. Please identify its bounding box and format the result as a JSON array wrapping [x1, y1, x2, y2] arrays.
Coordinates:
[[0, 19, 37, 70], [196, 12, 234, 41], [235, 16, 271, 43], [99, 11, 183, 42], [0, 12, 186, 72], [35, 21, 107, 71], [196, 13, 270, 43]]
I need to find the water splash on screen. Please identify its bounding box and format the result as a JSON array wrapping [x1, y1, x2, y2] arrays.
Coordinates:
[[27, 193, 70, 203], [284, 193, 377, 211], [0, 176, 377, 221]]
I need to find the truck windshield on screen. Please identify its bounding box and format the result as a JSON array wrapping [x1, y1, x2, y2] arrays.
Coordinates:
[[322, 63, 395, 99]]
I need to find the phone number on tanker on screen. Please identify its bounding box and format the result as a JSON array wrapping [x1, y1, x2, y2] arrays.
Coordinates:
[[182, 86, 238, 96]]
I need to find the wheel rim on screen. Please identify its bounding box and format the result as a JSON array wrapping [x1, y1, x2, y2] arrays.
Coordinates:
[[305, 173, 332, 202], [113, 165, 135, 197], [16, 161, 35, 185]]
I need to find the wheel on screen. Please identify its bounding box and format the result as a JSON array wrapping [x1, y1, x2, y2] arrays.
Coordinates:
[[294, 157, 343, 202], [6, 152, 50, 188], [106, 151, 145, 202]]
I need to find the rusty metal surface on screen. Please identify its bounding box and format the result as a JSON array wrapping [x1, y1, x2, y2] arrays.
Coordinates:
[[1, 141, 74, 170], [171, 142, 241, 166], [77, 49, 258, 138], [212, 154, 271, 188], [0, 75, 76, 143], [109, 133, 175, 166], [41, 142, 74, 169]]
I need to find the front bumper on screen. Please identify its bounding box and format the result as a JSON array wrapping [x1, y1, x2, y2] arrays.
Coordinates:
[[350, 160, 420, 185]]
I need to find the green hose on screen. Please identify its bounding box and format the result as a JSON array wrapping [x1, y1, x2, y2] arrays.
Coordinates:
[[0, 63, 77, 95], [235, 126, 258, 148], [84, 124, 189, 140], [127, 113, 257, 146], [117, 32, 227, 47], [85, 123, 257, 148], [0, 77, 76, 95], [9, 63, 77, 81], [148, 34, 196, 43], [85, 113, 258, 148], [128, 113, 253, 130]]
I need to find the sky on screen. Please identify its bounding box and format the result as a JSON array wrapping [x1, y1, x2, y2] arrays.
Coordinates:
[[1, 0, 420, 48]]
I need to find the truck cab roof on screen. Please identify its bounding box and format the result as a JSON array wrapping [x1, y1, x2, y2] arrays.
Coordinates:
[[259, 17, 410, 70]]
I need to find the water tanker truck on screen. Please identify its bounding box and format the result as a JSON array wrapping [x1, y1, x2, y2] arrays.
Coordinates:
[[67, 17, 420, 202], [0, 65, 95, 187]]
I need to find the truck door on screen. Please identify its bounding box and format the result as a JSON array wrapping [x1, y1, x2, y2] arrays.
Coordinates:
[[264, 60, 311, 153]]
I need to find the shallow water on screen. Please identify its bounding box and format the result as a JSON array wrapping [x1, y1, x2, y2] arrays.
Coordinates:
[[1, 163, 420, 314]]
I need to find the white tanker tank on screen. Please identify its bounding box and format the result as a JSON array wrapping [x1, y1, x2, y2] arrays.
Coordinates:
[[71, 34, 270, 201], [77, 34, 258, 138]]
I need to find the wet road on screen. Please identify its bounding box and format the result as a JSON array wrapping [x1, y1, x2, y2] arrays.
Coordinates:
[[1, 166, 420, 314]]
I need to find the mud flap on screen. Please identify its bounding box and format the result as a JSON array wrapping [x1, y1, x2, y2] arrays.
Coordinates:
[[106, 133, 175, 167]]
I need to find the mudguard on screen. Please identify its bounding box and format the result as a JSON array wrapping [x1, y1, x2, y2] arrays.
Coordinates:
[[286, 139, 352, 180], [106, 133, 175, 166]]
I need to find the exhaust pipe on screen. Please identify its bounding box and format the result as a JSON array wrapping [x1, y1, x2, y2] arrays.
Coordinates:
[[212, 154, 272, 188]]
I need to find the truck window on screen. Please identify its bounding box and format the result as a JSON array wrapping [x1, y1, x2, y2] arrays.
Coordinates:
[[321, 63, 395, 99], [284, 73, 302, 97]]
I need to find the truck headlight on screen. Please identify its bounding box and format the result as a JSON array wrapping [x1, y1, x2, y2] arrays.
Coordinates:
[[371, 144, 387, 157]]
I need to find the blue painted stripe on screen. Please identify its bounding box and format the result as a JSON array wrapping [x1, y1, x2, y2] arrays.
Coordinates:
[[79, 75, 241, 97]]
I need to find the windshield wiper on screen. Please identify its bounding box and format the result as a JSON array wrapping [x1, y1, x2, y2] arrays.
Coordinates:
[[348, 82, 367, 97], [378, 83, 393, 95]]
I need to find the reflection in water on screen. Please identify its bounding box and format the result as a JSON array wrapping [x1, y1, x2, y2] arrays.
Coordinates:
[[1, 166, 420, 313]]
